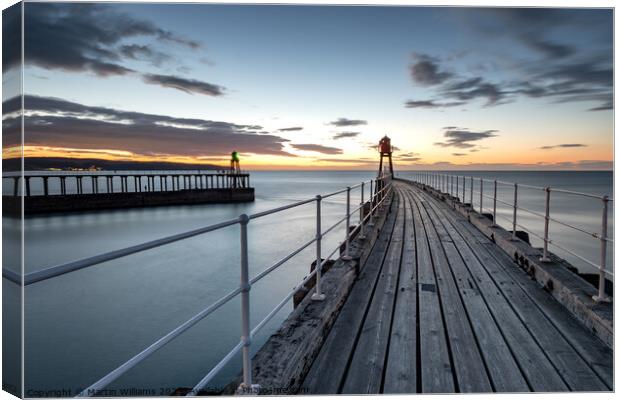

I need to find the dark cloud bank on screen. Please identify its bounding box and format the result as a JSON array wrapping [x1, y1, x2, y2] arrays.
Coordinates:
[[3, 95, 292, 158], [406, 9, 612, 111], [3, 3, 224, 96]]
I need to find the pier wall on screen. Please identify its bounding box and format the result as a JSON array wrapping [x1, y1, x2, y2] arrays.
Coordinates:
[[3, 188, 254, 215]]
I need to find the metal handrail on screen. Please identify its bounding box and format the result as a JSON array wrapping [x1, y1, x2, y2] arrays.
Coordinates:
[[410, 171, 612, 303], [18, 217, 241, 286], [41, 174, 392, 397]]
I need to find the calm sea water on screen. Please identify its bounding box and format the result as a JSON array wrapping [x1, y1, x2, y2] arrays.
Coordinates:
[[2, 170, 613, 395]]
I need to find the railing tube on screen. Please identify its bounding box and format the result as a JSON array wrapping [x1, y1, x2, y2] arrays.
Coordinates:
[[540, 187, 551, 262], [512, 183, 518, 241], [593, 196, 610, 302], [312, 195, 325, 301], [237, 214, 254, 392], [343, 187, 352, 261]]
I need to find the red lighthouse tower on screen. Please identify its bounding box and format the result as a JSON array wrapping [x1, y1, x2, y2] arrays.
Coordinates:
[[378, 135, 394, 178]]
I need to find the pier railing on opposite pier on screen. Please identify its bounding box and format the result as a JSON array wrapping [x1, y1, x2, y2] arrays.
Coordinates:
[[3, 170, 250, 196], [2, 174, 393, 396], [406, 172, 613, 303]]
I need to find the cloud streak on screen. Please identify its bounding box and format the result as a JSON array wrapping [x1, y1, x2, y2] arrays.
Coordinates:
[[435, 127, 498, 149], [410, 54, 453, 86], [291, 144, 343, 154], [328, 118, 367, 127], [142, 74, 225, 96], [538, 143, 587, 150], [332, 132, 360, 139], [405, 100, 465, 108]]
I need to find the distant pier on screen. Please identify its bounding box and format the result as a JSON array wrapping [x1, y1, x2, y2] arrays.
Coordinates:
[[2, 171, 253, 215]]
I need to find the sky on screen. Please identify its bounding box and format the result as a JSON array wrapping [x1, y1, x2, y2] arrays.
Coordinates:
[[1, 2, 614, 170]]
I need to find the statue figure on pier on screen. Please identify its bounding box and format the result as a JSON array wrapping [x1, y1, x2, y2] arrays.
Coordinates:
[[377, 135, 394, 177]]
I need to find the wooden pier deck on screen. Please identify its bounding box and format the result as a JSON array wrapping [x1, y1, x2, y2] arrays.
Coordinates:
[[301, 180, 612, 394]]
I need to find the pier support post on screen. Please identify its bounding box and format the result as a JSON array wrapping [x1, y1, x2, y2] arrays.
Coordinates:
[[342, 187, 352, 261], [13, 177, 18, 196], [25, 177, 31, 197], [540, 187, 551, 262], [593, 196, 610, 302], [311, 195, 325, 301], [43, 177, 49, 196]]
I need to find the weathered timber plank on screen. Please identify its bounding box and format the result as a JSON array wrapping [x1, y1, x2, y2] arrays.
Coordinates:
[[455, 218, 613, 390], [383, 189, 417, 393], [408, 186, 529, 392], [341, 193, 406, 394], [442, 217, 608, 391], [301, 194, 401, 394], [407, 188, 493, 393], [417, 191, 568, 392], [408, 187, 455, 393]]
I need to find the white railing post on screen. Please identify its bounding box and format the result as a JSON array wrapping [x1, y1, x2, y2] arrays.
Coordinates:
[[470, 176, 474, 206], [540, 187, 551, 262], [359, 182, 366, 239], [456, 175, 459, 200], [512, 183, 518, 241], [370, 179, 374, 210], [593, 195, 610, 302], [343, 187, 352, 261], [479, 178, 483, 214], [451, 175, 454, 196], [312, 195, 326, 301], [237, 213, 258, 394], [493, 180, 497, 226], [462, 176, 465, 203]]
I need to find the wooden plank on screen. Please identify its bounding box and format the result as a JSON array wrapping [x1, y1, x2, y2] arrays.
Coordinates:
[[416, 190, 569, 392], [454, 217, 613, 390], [383, 189, 417, 393], [446, 221, 608, 391], [301, 194, 402, 393], [340, 193, 406, 394], [407, 187, 455, 393], [408, 186, 529, 392], [406, 188, 493, 393]]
